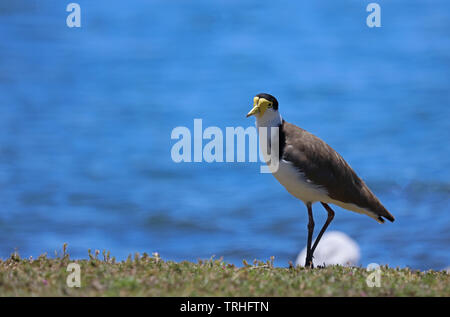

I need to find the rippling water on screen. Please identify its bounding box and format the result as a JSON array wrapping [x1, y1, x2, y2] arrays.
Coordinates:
[[0, 0, 449, 270]]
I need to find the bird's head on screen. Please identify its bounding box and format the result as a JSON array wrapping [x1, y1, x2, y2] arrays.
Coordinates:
[[246, 93, 279, 119]]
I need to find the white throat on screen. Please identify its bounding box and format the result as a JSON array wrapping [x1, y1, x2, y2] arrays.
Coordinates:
[[255, 109, 282, 129], [255, 110, 282, 167]]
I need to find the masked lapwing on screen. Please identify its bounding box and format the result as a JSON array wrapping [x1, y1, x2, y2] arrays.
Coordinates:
[[246, 93, 395, 268]]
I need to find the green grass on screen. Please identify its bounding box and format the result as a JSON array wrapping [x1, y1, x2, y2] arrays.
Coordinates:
[[0, 245, 448, 296]]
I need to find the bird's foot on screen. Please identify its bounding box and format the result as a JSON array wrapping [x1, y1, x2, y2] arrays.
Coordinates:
[[304, 257, 314, 269]]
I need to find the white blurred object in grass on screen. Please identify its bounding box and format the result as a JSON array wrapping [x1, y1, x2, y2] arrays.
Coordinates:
[[295, 231, 360, 267]]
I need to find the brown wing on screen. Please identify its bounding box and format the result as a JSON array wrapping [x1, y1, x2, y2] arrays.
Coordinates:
[[280, 121, 394, 223]]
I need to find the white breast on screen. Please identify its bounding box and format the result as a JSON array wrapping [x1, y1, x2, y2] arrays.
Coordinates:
[[272, 159, 330, 204]]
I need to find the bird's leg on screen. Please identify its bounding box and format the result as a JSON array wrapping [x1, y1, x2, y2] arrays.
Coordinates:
[[310, 202, 335, 255], [305, 202, 314, 268]]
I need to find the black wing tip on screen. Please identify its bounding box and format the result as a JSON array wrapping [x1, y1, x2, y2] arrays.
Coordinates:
[[378, 214, 395, 223]]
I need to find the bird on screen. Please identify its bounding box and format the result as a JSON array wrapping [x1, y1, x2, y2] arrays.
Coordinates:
[[295, 231, 360, 267], [246, 93, 394, 268]]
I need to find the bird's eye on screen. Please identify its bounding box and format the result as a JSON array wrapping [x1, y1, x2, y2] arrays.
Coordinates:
[[268, 103, 272, 108]]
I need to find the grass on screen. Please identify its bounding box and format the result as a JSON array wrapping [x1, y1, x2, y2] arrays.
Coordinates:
[[0, 245, 448, 296]]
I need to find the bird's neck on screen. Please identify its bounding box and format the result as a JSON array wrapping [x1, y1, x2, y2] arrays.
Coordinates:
[[255, 111, 282, 129], [255, 110, 282, 167]]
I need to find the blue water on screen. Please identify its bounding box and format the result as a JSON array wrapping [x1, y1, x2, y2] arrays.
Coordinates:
[[0, 0, 449, 270]]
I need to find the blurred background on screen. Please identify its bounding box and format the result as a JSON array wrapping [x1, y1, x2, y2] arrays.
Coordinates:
[[0, 0, 449, 270]]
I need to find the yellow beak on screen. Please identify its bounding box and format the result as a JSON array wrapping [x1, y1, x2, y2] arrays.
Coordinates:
[[246, 105, 260, 118]]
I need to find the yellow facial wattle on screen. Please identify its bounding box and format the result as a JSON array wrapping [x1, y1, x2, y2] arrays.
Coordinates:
[[246, 97, 273, 118]]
